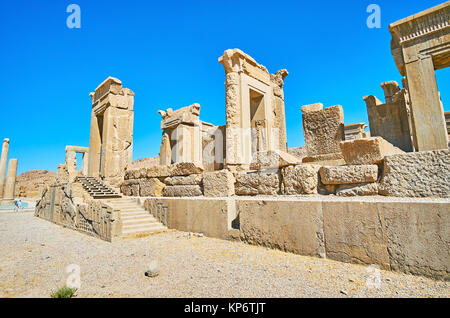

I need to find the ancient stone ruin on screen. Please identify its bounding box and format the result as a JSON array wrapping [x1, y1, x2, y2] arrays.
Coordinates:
[[35, 3, 450, 281], [0, 138, 19, 205]]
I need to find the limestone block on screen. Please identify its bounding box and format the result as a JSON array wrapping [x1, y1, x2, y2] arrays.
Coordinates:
[[238, 200, 325, 257], [144, 198, 235, 239], [302, 153, 345, 166], [336, 183, 379, 197], [301, 103, 323, 113], [319, 165, 378, 185], [281, 164, 320, 195], [203, 170, 235, 197], [322, 201, 390, 269], [340, 137, 404, 165], [164, 174, 203, 186], [139, 178, 165, 197], [120, 180, 139, 196], [250, 150, 301, 170], [162, 185, 203, 197], [169, 162, 204, 177], [302, 105, 344, 156], [382, 201, 450, 280], [146, 165, 171, 178], [379, 149, 450, 198], [235, 172, 279, 196]]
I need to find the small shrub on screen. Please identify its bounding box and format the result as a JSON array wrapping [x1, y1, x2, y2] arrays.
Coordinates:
[[50, 286, 77, 298]]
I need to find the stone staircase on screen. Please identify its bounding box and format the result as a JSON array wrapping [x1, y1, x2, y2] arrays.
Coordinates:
[[106, 198, 167, 238], [77, 176, 121, 199]]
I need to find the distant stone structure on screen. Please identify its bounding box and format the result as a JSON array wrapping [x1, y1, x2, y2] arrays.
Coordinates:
[[364, 80, 413, 152], [2, 159, 18, 204], [344, 123, 368, 140], [389, 2, 449, 151], [87, 77, 134, 187], [0, 138, 10, 197]]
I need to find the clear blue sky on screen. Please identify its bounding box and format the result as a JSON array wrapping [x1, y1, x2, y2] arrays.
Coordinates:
[[0, 0, 448, 174]]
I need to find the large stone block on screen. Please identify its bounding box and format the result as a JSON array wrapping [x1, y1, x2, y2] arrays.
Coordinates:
[[169, 162, 204, 176], [336, 183, 379, 197], [120, 180, 140, 196], [381, 201, 450, 280], [340, 137, 404, 165], [238, 199, 325, 257], [144, 198, 236, 239], [302, 105, 344, 156], [379, 149, 450, 198], [281, 164, 320, 195], [162, 185, 203, 197], [322, 201, 391, 269], [203, 170, 235, 197], [319, 165, 378, 185], [139, 178, 165, 197], [302, 153, 345, 166], [235, 172, 279, 196], [164, 174, 203, 185], [250, 150, 301, 170]]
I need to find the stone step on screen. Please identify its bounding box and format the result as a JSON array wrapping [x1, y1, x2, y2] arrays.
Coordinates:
[[122, 217, 159, 225], [121, 215, 157, 223], [120, 211, 150, 217], [122, 222, 166, 233], [121, 226, 167, 237]]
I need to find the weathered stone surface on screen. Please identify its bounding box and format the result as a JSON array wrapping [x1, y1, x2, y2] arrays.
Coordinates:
[[300, 103, 323, 113], [139, 178, 165, 197], [250, 150, 301, 170], [0, 138, 9, 197], [319, 165, 378, 185], [169, 162, 204, 177], [125, 162, 204, 180], [302, 105, 344, 157], [162, 185, 203, 197], [3, 159, 18, 201], [364, 82, 413, 152], [203, 170, 235, 197], [235, 172, 279, 196], [336, 183, 379, 197], [164, 174, 203, 186], [379, 150, 450, 198], [238, 200, 325, 257], [145, 165, 171, 178], [382, 201, 450, 280], [322, 201, 390, 269], [144, 198, 236, 239], [88, 77, 134, 187], [340, 137, 404, 165], [120, 180, 139, 196], [281, 164, 320, 195], [302, 153, 345, 166]]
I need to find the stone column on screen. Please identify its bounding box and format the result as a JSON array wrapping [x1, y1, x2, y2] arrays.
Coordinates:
[[159, 132, 172, 166], [404, 56, 448, 151], [82, 152, 89, 176], [3, 159, 18, 203], [0, 138, 9, 197]]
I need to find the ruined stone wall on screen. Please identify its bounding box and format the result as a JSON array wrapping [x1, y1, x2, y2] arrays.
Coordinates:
[[35, 183, 121, 242], [121, 147, 450, 199], [142, 196, 449, 281]]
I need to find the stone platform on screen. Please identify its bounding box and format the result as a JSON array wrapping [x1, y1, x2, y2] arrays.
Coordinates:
[[141, 195, 449, 281]]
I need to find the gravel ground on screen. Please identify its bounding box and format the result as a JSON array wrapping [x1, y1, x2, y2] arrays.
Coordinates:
[[0, 212, 448, 298]]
